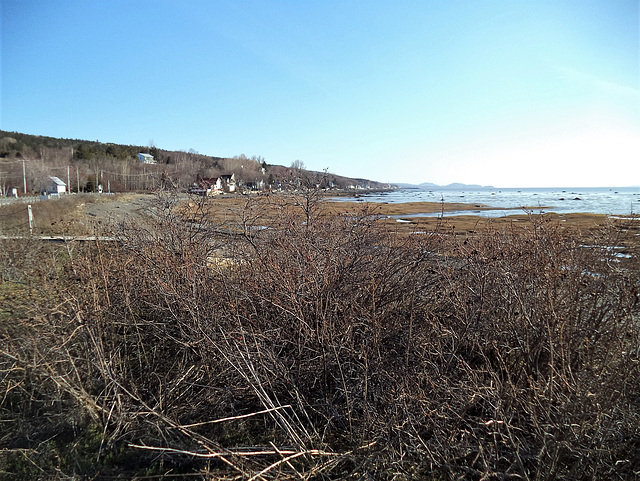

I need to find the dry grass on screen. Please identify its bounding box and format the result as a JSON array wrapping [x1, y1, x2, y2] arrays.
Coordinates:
[[178, 192, 617, 235], [0, 193, 156, 237], [1, 190, 639, 479]]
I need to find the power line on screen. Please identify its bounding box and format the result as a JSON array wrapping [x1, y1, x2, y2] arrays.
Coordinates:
[[100, 170, 158, 178]]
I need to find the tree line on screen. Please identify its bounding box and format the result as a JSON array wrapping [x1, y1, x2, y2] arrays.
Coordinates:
[[0, 130, 383, 195]]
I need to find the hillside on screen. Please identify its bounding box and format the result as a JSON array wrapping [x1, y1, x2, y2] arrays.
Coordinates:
[[0, 130, 389, 194]]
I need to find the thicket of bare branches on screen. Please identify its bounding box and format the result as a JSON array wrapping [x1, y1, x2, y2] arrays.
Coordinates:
[[1, 192, 639, 479]]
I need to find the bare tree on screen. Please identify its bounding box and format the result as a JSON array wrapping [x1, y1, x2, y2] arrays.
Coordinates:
[[290, 159, 305, 170]]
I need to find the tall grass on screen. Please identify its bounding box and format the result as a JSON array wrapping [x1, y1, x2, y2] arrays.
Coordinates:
[[1, 192, 639, 479]]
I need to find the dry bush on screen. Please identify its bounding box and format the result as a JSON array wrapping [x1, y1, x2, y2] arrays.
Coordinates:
[[1, 193, 639, 479], [421, 217, 640, 479]]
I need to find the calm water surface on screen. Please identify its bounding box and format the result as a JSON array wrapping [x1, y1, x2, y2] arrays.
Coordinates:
[[335, 187, 640, 217]]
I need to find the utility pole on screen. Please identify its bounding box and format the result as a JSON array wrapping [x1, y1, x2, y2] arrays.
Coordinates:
[[76, 166, 80, 193], [67, 165, 70, 195]]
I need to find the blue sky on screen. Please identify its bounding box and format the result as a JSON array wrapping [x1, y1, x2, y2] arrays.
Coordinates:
[[1, 0, 638, 187]]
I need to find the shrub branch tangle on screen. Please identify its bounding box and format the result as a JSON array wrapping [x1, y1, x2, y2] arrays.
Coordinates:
[[1, 192, 639, 479]]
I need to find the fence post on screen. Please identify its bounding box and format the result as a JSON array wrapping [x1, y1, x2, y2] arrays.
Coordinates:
[[28, 204, 33, 236]]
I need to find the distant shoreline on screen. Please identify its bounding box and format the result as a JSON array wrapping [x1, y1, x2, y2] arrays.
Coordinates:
[[393, 185, 640, 191]]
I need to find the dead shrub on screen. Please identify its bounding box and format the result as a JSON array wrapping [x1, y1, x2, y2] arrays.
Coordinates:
[[2, 192, 639, 479]]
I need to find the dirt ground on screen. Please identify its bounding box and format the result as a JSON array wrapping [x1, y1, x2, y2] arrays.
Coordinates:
[[177, 192, 627, 236], [81, 192, 158, 227], [5, 191, 637, 256], [176, 192, 640, 262]]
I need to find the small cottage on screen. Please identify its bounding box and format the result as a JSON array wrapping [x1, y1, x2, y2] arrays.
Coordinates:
[[220, 174, 236, 193], [137, 153, 156, 164], [47, 176, 67, 195], [189, 177, 224, 196], [245, 179, 265, 191], [201, 177, 223, 192], [200, 177, 223, 195]]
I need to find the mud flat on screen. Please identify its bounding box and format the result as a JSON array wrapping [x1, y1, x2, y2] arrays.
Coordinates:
[[8, 192, 636, 247], [323, 199, 621, 236], [178, 193, 630, 234]]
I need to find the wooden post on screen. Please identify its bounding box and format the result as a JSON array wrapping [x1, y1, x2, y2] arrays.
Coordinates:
[[27, 204, 33, 235]]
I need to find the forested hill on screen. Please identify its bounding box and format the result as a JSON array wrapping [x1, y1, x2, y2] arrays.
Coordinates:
[[0, 130, 221, 163], [0, 130, 389, 193]]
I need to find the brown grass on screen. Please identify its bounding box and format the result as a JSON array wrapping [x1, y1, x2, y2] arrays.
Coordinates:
[[1, 190, 639, 479], [178, 192, 614, 233]]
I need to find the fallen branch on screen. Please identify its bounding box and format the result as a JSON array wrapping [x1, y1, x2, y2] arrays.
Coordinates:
[[128, 444, 336, 459], [181, 405, 293, 428]]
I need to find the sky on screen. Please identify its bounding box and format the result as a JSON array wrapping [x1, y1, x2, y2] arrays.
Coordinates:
[[1, 0, 638, 187]]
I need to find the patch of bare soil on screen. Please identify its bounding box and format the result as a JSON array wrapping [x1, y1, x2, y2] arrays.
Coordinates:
[[0, 193, 160, 236], [81, 193, 157, 228]]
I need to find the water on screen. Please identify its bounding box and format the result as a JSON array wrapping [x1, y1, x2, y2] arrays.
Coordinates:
[[333, 187, 640, 217]]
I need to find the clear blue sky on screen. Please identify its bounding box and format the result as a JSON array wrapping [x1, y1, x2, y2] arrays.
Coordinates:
[[1, 0, 638, 187]]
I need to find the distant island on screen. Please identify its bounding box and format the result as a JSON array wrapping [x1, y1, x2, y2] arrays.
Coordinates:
[[395, 182, 495, 190]]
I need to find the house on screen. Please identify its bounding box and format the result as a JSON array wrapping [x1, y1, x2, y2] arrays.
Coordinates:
[[47, 176, 67, 195], [189, 177, 223, 196], [220, 174, 236, 193], [245, 179, 265, 191], [201, 177, 223, 192], [137, 153, 156, 164]]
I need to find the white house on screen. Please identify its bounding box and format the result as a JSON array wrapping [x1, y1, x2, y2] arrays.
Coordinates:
[[47, 176, 67, 195], [208, 177, 223, 192], [220, 174, 236, 192], [202, 177, 223, 194], [137, 153, 156, 164]]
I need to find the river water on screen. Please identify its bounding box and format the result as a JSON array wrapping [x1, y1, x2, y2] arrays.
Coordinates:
[[334, 187, 640, 217]]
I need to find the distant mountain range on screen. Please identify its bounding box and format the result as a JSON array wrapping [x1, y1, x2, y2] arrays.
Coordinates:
[[396, 182, 495, 190]]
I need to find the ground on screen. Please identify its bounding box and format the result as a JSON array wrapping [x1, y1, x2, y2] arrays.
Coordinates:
[[2, 190, 638, 255]]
